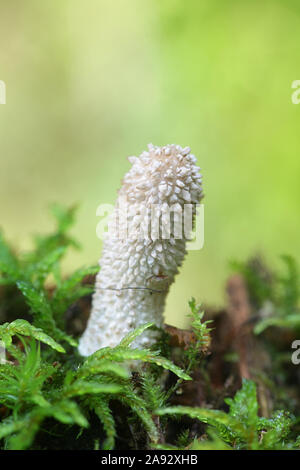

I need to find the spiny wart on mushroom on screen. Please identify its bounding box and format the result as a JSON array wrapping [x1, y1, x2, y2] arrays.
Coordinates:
[[78, 144, 204, 356]]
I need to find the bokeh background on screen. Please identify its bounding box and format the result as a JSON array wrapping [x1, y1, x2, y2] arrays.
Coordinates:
[[1, 0, 299, 327]]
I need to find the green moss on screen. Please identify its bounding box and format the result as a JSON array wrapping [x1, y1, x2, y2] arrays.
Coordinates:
[[0, 206, 299, 450]]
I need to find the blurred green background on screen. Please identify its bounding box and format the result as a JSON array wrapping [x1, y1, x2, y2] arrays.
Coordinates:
[[1, 0, 299, 327]]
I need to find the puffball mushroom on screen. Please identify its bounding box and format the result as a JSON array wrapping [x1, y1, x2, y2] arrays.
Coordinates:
[[78, 144, 203, 356]]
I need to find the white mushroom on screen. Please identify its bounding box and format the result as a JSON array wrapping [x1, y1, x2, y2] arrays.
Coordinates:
[[78, 144, 204, 356]]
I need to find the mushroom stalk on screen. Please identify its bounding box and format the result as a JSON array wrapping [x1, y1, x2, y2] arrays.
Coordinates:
[[78, 144, 203, 356]]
